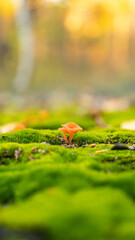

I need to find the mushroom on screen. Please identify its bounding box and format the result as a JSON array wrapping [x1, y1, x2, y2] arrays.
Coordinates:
[[58, 127, 69, 143], [13, 123, 26, 131], [62, 122, 82, 144]]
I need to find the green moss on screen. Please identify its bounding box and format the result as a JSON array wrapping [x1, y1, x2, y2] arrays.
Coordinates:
[[74, 128, 135, 145], [0, 109, 95, 130], [0, 129, 61, 145], [0, 107, 135, 130], [0, 108, 135, 240], [0, 142, 135, 205], [0, 128, 134, 146], [0, 188, 135, 240], [103, 107, 135, 127]]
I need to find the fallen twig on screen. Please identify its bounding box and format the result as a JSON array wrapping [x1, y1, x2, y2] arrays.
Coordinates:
[[2, 136, 22, 144]]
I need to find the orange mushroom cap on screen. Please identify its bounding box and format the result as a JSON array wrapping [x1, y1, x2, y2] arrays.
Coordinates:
[[62, 122, 82, 144], [58, 127, 69, 143], [58, 128, 69, 134], [58, 123, 82, 145], [62, 122, 82, 134]]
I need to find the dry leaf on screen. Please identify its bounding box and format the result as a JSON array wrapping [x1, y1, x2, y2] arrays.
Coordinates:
[[96, 149, 110, 154], [121, 120, 135, 130], [0, 123, 26, 134]]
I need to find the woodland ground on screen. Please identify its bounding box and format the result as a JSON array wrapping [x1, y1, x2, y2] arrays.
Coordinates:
[[0, 107, 135, 240]]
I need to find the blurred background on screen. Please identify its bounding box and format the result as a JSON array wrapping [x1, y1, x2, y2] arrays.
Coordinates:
[[0, 0, 135, 107]]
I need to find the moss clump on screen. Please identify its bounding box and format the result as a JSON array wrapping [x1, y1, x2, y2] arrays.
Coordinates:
[[0, 142, 135, 204], [73, 128, 135, 146], [0, 188, 135, 240], [0, 128, 134, 146], [0, 129, 61, 145]]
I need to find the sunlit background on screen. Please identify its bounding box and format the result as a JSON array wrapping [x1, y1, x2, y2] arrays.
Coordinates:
[[0, 0, 135, 105]]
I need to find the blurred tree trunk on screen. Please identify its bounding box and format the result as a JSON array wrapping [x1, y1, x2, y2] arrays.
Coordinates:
[[13, 0, 34, 94]]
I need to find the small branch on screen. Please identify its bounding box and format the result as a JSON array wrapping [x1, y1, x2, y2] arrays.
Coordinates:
[[2, 136, 22, 144]]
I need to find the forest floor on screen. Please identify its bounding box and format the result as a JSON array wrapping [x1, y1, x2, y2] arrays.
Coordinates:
[[0, 107, 135, 240]]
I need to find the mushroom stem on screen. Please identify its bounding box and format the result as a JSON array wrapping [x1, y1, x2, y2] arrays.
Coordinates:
[[63, 132, 68, 143], [68, 132, 74, 144]]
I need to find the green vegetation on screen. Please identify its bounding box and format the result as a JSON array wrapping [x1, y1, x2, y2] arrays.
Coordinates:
[[0, 128, 135, 145], [0, 108, 135, 240], [103, 107, 135, 127]]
